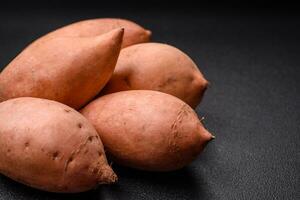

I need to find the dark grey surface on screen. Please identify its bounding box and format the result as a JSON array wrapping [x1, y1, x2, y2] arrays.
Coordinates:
[[0, 7, 299, 200]]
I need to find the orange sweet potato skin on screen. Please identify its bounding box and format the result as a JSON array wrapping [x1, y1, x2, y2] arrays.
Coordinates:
[[101, 43, 208, 108], [0, 97, 117, 193], [0, 28, 124, 110], [37, 18, 151, 48], [81, 90, 213, 171]]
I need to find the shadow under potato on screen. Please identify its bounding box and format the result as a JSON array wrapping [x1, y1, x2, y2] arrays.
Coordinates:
[[0, 175, 97, 200], [97, 164, 203, 200], [0, 165, 204, 200]]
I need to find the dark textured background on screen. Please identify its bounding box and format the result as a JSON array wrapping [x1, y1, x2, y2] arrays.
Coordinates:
[[0, 1, 299, 200]]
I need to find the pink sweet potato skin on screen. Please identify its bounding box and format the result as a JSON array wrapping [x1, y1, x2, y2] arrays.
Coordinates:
[[0, 97, 117, 193], [101, 43, 208, 108], [0, 28, 124, 110], [37, 18, 151, 48], [81, 90, 213, 171]]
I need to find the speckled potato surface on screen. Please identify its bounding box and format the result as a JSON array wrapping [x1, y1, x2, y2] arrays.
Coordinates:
[[0, 28, 124, 109], [81, 90, 214, 171], [101, 43, 209, 108], [0, 97, 117, 193]]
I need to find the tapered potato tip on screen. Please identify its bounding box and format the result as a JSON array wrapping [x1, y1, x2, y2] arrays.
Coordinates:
[[97, 166, 118, 184], [196, 76, 209, 90], [206, 81, 211, 88], [199, 122, 215, 142], [146, 30, 152, 38], [96, 28, 124, 46]]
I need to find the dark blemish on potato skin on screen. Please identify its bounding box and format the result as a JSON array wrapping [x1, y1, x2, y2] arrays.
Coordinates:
[[52, 151, 59, 160], [98, 151, 102, 156], [88, 136, 93, 142], [64, 156, 74, 172], [64, 108, 71, 113], [77, 123, 83, 128], [7, 149, 11, 153], [24, 142, 30, 148]]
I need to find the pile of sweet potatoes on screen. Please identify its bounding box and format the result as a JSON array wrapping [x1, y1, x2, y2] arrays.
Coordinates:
[[0, 18, 214, 193]]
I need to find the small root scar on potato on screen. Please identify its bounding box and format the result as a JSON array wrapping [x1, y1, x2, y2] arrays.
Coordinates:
[[88, 136, 93, 142], [84, 149, 89, 154], [52, 151, 60, 160], [64, 156, 74, 172], [64, 108, 71, 113], [77, 123, 83, 128], [24, 142, 30, 149]]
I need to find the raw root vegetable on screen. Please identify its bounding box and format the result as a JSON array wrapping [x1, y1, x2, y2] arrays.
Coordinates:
[[101, 43, 209, 108], [0, 28, 124, 109], [81, 90, 214, 171], [0, 97, 117, 193]]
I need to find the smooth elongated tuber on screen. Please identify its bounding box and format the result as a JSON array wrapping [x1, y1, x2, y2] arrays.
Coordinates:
[[0, 28, 124, 109], [81, 90, 214, 171], [101, 43, 209, 108], [0, 97, 117, 193]]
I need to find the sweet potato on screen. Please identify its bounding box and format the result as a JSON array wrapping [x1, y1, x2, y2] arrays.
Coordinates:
[[36, 18, 151, 48], [0, 97, 117, 193], [0, 28, 124, 109], [81, 90, 214, 171], [101, 43, 209, 108]]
